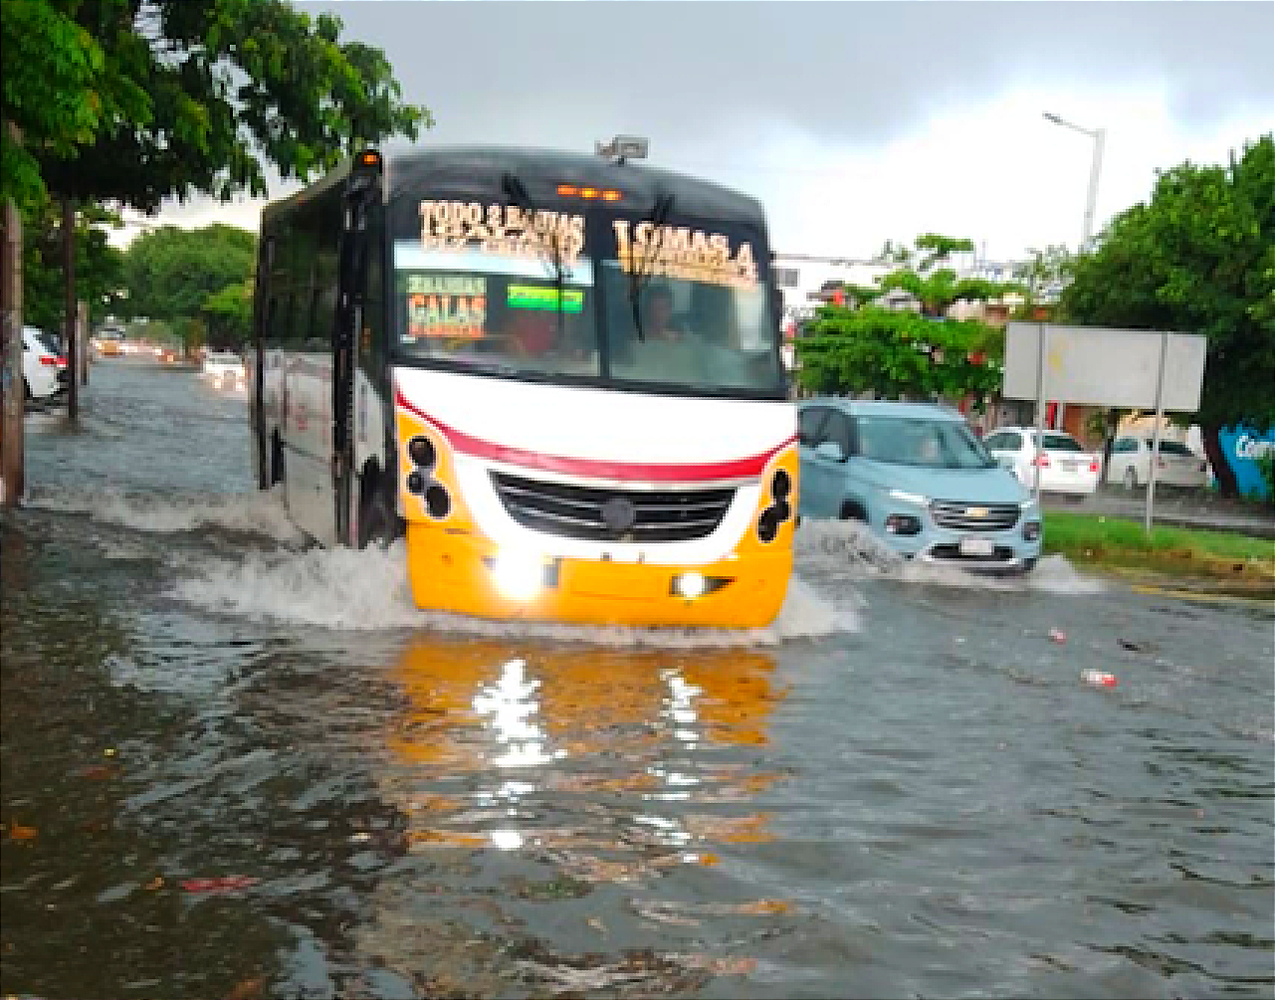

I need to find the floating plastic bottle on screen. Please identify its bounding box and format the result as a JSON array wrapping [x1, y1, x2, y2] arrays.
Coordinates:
[[1081, 669, 1117, 688], [1049, 628, 1067, 644]]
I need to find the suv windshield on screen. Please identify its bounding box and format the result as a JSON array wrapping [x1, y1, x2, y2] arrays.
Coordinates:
[[857, 416, 996, 469], [391, 209, 782, 397]]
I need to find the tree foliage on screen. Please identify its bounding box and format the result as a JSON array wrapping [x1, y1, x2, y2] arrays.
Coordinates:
[[873, 233, 1018, 318], [795, 306, 1003, 408], [121, 223, 255, 349], [200, 278, 253, 347], [1012, 244, 1074, 309], [797, 234, 1018, 409], [23, 203, 125, 332], [0, 0, 112, 210], [2, 0, 431, 210], [1059, 134, 1275, 494]]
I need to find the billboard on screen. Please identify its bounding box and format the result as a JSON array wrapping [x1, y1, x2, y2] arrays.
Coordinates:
[[1003, 323, 1207, 412]]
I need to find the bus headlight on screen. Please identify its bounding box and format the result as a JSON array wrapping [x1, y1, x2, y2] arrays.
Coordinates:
[[669, 573, 732, 599], [487, 551, 553, 601], [674, 571, 706, 599]]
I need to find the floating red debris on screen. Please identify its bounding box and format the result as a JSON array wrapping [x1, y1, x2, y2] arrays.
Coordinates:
[[180, 875, 259, 893]]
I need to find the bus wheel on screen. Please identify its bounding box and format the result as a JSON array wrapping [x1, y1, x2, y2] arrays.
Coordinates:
[[357, 480, 395, 550]]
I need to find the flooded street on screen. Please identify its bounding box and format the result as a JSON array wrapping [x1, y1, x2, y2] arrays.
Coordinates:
[[2, 362, 1272, 999]]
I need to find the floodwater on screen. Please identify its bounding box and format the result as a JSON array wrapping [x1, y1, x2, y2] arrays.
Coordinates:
[[2, 362, 1272, 1000]]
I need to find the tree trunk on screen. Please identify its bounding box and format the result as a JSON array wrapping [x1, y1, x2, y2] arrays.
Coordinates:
[[1201, 423, 1237, 497], [1, 194, 23, 506]]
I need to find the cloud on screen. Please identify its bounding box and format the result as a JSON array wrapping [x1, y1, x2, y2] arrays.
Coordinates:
[[120, 0, 1274, 261]]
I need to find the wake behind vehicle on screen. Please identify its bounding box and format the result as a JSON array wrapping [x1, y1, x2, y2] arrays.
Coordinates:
[[250, 145, 796, 626], [798, 399, 1041, 572]]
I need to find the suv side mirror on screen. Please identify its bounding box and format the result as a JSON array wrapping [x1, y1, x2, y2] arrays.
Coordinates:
[[815, 440, 846, 462]]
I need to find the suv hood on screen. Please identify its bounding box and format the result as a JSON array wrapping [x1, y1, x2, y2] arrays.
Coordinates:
[[857, 459, 1031, 504]]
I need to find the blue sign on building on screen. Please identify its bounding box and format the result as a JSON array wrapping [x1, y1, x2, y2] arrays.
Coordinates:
[[1217, 426, 1274, 499]]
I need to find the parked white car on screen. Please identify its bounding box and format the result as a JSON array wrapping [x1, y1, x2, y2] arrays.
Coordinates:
[[202, 351, 246, 388], [982, 426, 1102, 497], [23, 326, 69, 402], [1105, 436, 1209, 490]]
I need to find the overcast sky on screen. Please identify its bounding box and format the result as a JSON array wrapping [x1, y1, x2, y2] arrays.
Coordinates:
[[125, 0, 1274, 263]]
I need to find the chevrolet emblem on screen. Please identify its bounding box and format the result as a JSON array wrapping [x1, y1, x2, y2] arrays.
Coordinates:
[[966, 506, 989, 517]]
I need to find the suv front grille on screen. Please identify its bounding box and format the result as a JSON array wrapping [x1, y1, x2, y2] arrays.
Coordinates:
[[930, 499, 1019, 532], [490, 472, 735, 542]]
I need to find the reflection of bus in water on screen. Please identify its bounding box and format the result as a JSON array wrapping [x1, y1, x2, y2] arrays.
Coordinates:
[[385, 637, 784, 865], [250, 146, 797, 626]]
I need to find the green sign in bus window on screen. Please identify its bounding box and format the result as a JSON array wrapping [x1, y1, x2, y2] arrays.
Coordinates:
[[507, 285, 584, 313]]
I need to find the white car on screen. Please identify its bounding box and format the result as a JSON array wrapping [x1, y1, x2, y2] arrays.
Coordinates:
[[23, 326, 69, 402], [202, 351, 246, 388], [1106, 435, 1209, 490], [982, 426, 1102, 497]]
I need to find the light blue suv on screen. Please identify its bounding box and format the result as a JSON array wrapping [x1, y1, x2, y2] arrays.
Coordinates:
[[798, 398, 1041, 572]]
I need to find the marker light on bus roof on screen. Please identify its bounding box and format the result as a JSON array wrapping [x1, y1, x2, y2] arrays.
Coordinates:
[[556, 184, 622, 201]]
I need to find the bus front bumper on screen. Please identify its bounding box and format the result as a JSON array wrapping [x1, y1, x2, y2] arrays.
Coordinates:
[[405, 523, 793, 628]]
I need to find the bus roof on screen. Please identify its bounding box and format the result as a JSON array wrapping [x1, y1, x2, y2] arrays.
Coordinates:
[[263, 146, 767, 228]]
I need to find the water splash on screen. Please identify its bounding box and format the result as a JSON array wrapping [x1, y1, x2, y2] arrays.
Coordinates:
[[26, 486, 304, 545], [793, 520, 1104, 594], [168, 540, 854, 647]]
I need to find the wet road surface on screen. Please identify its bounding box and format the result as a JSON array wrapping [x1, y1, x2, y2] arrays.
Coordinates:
[[2, 362, 1272, 999]]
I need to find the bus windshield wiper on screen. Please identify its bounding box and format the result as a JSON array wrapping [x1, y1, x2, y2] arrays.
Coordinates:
[[629, 192, 675, 342], [502, 172, 567, 339]]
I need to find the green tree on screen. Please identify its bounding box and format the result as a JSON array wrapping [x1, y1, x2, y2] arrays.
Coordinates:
[[876, 234, 1013, 318], [800, 234, 1018, 408], [120, 223, 254, 350], [1060, 135, 1275, 497], [2, 0, 429, 393], [0, 0, 114, 210], [200, 278, 253, 348], [1011, 244, 1074, 317], [795, 306, 1003, 409], [23, 202, 125, 332], [6, 0, 431, 211]]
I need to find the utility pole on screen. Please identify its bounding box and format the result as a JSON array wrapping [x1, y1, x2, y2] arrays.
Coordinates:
[[64, 197, 78, 421], [1, 189, 23, 506], [1042, 112, 1105, 252]]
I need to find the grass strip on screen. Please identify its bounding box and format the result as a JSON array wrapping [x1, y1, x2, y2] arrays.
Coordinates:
[[1042, 511, 1274, 582]]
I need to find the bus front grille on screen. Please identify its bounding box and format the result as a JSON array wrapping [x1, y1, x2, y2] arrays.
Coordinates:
[[490, 472, 736, 542]]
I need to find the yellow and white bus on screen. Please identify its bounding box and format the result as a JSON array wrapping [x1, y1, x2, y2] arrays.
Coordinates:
[[250, 146, 797, 626]]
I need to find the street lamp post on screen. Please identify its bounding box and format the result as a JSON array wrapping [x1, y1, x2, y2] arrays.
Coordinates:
[[1043, 112, 1105, 251]]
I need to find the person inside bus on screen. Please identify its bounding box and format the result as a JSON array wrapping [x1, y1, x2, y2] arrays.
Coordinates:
[[643, 285, 688, 343], [506, 307, 557, 355]]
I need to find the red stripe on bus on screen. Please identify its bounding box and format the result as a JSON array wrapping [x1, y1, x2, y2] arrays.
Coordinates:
[[394, 389, 795, 482]]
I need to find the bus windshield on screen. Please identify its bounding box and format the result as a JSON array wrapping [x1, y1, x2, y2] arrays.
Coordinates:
[[392, 211, 783, 396], [394, 245, 600, 378]]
